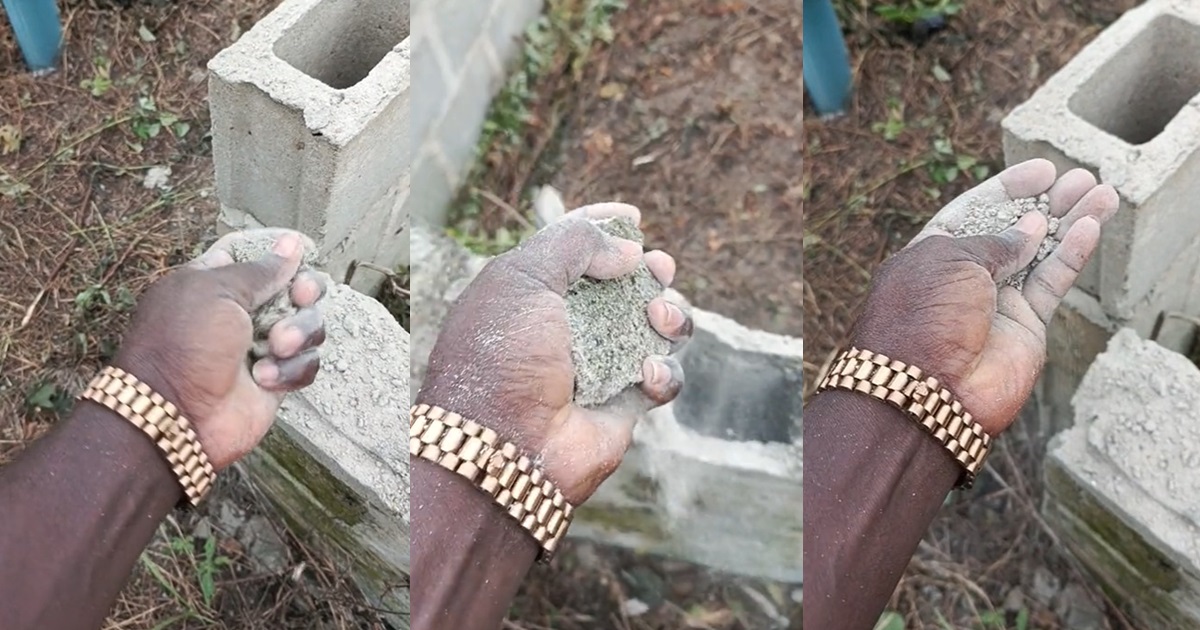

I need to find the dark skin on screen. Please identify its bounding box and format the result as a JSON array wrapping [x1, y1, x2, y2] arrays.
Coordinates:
[[0, 230, 328, 629], [804, 160, 1120, 629], [412, 203, 694, 630]]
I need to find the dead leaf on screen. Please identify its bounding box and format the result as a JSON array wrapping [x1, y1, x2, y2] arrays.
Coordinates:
[[0, 124, 22, 155], [583, 129, 614, 158], [684, 605, 735, 629], [598, 82, 626, 101]]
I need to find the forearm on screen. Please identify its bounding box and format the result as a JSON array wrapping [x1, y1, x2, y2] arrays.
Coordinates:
[[802, 389, 961, 630], [0, 404, 181, 629], [410, 459, 539, 630]]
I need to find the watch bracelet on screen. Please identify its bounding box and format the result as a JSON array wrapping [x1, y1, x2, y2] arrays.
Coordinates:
[[79, 366, 216, 506], [816, 347, 991, 488], [409, 404, 574, 561]]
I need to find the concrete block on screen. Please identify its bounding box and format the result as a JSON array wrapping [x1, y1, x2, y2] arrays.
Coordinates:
[[408, 229, 802, 581], [241, 284, 410, 627], [674, 309, 803, 443], [486, 0, 545, 65], [1044, 328, 1200, 628], [1002, 0, 1200, 318], [208, 0, 411, 286], [430, 0, 491, 71]]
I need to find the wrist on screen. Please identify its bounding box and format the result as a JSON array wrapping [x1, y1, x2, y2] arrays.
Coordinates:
[[67, 399, 184, 505]]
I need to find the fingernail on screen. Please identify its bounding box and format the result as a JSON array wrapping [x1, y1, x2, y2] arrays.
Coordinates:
[[252, 360, 280, 386], [613, 237, 643, 261], [273, 234, 301, 258], [649, 299, 669, 324], [1012, 212, 1044, 234], [645, 358, 664, 385]]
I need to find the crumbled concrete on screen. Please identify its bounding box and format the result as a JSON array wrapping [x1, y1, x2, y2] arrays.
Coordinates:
[[226, 230, 325, 358], [1002, 0, 1200, 317], [566, 218, 671, 407], [950, 193, 1060, 290], [1045, 328, 1200, 628]]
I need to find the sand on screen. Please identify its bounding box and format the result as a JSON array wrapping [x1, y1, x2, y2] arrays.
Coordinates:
[[951, 193, 1060, 290], [565, 217, 671, 407], [227, 231, 329, 359]]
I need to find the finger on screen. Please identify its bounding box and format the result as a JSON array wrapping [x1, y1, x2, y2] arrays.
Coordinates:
[[956, 212, 1048, 281], [915, 159, 1057, 244], [188, 233, 245, 269], [290, 270, 329, 308], [505, 217, 642, 293], [1023, 216, 1102, 324], [562, 202, 642, 225], [268, 307, 325, 359], [251, 348, 321, 392], [648, 297, 693, 350], [1044, 168, 1097, 219], [211, 234, 304, 311], [640, 355, 685, 407], [644, 250, 676, 287], [1056, 184, 1119, 237]]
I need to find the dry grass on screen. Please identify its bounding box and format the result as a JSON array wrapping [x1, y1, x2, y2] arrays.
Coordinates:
[[1, 1, 383, 626]]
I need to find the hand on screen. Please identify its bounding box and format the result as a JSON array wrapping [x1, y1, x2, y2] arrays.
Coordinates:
[[851, 159, 1119, 436], [113, 229, 328, 470], [419, 203, 693, 504]]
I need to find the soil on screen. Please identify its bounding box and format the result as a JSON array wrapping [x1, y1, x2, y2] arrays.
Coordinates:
[[951, 193, 1057, 290], [803, 0, 1141, 627], [0, 1, 385, 626]]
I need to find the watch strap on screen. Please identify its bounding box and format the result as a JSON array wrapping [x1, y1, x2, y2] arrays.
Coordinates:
[[816, 347, 991, 488]]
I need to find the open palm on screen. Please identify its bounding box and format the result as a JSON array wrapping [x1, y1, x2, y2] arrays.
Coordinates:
[[851, 159, 1119, 435]]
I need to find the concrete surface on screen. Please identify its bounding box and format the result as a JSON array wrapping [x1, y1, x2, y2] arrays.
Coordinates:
[[409, 229, 802, 582], [243, 283, 410, 627], [1002, 0, 1200, 319], [1045, 328, 1200, 628], [208, 0, 412, 295], [410, 0, 545, 227]]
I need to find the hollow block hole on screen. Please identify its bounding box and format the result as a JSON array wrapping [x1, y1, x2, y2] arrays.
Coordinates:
[[275, 0, 409, 90]]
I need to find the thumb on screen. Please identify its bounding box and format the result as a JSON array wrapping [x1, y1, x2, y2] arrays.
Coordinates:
[[210, 233, 304, 311], [955, 212, 1047, 282], [505, 217, 644, 295]]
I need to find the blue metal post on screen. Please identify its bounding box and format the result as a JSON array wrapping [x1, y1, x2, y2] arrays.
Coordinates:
[[3, 0, 63, 74], [803, 0, 853, 116]]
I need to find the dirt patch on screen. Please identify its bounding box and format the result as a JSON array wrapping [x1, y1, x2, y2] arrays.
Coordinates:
[[803, 0, 1141, 627], [0, 1, 382, 626]]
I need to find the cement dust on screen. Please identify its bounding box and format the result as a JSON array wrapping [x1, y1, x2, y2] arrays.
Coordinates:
[[951, 193, 1060, 290]]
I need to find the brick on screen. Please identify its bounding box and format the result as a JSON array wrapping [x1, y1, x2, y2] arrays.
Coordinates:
[[1002, 0, 1200, 319], [208, 0, 410, 286]]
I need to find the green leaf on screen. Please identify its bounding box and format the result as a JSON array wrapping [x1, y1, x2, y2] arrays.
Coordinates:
[[932, 64, 952, 83], [874, 611, 905, 630], [138, 23, 157, 42], [171, 121, 191, 138], [26, 383, 59, 410], [1016, 607, 1030, 630]]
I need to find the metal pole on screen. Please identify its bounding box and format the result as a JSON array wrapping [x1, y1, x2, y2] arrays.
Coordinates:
[[3, 0, 64, 74], [802, 0, 853, 116]]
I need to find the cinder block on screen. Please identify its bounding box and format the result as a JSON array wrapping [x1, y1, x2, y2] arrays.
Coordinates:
[[1002, 0, 1200, 319], [408, 229, 802, 581], [242, 284, 410, 627], [208, 0, 411, 286], [1044, 329, 1200, 629], [674, 309, 803, 443]]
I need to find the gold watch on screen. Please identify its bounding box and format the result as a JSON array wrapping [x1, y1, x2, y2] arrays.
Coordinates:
[[816, 347, 991, 488], [409, 404, 574, 560]]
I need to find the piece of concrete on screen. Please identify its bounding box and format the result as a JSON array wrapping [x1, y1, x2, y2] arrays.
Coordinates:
[[1044, 328, 1200, 628], [566, 218, 671, 407], [1002, 0, 1200, 319], [408, 229, 802, 582], [209, 0, 411, 295], [241, 284, 410, 627]]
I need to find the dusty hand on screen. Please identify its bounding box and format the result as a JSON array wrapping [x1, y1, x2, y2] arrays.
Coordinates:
[[113, 229, 328, 470], [419, 203, 693, 504], [851, 159, 1119, 436]]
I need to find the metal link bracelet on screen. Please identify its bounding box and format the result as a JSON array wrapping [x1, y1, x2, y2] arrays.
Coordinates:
[[79, 366, 216, 506], [409, 404, 574, 561], [816, 347, 992, 488]]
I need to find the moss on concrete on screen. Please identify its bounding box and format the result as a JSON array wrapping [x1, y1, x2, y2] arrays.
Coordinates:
[[259, 428, 368, 525]]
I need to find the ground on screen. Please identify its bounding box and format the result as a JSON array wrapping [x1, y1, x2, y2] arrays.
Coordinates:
[[0, 1, 388, 627], [455, 0, 800, 628], [803, 0, 1140, 627]]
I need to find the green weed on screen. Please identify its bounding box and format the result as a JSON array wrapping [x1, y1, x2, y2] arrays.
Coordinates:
[[80, 56, 113, 97], [875, 0, 963, 25], [871, 97, 907, 141]]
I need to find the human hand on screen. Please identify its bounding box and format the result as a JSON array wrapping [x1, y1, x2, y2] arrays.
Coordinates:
[[113, 229, 328, 470], [419, 203, 693, 504], [851, 159, 1119, 436]]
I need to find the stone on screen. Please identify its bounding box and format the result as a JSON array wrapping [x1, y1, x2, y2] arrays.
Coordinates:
[[241, 515, 291, 573]]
